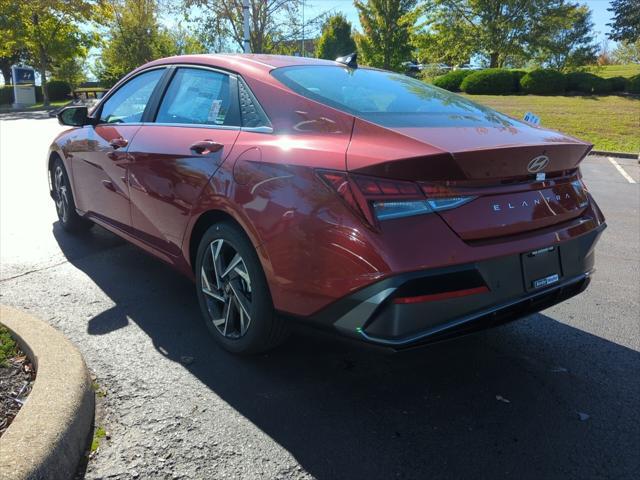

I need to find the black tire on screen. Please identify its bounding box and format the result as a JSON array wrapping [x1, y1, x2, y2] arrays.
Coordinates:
[[195, 221, 288, 354], [51, 157, 93, 233]]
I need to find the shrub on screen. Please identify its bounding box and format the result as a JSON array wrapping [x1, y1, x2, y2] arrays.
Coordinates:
[[0, 85, 44, 105], [46, 80, 71, 101], [511, 70, 527, 92], [0, 86, 13, 105], [460, 69, 517, 94], [607, 76, 627, 92], [626, 74, 640, 94], [520, 69, 566, 94], [432, 69, 474, 92], [565, 72, 611, 94]]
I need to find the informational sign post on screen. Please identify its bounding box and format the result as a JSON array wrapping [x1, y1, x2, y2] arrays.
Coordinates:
[[11, 66, 36, 107]]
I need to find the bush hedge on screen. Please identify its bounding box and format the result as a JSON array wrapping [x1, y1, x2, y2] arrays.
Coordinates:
[[511, 70, 528, 92], [607, 76, 627, 92], [46, 80, 71, 101], [0, 86, 13, 105], [0, 84, 61, 105], [432, 70, 474, 92], [565, 72, 611, 94], [627, 74, 640, 94], [520, 69, 567, 94], [460, 69, 516, 94]]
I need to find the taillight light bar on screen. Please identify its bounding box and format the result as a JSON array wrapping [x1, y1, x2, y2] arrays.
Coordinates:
[[317, 170, 476, 226]]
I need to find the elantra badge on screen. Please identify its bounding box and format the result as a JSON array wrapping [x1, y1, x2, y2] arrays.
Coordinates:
[[527, 155, 550, 173]]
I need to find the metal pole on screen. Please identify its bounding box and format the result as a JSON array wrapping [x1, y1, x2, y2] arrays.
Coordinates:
[[301, 0, 305, 57], [242, 0, 251, 53]]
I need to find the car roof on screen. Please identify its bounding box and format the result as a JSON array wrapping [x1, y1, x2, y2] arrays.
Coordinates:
[[141, 54, 343, 78]]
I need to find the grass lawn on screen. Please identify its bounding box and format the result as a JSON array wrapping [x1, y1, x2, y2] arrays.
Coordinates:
[[464, 94, 640, 153], [585, 64, 640, 78], [0, 326, 18, 367], [0, 100, 68, 113]]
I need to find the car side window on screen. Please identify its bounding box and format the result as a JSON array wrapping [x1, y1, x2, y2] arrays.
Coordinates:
[[238, 79, 271, 129], [99, 69, 165, 124], [155, 68, 235, 126]]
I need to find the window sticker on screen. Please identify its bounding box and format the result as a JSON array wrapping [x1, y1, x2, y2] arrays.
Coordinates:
[[208, 100, 222, 123]]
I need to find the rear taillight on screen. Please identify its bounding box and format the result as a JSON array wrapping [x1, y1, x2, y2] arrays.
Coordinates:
[[317, 170, 476, 226]]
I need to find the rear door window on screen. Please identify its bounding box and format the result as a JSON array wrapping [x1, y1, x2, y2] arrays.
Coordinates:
[[155, 68, 237, 126]]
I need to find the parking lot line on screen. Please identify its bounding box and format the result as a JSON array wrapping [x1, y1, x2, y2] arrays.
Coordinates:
[[607, 157, 637, 184]]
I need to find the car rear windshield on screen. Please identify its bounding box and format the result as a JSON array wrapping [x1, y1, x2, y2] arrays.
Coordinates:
[[271, 65, 513, 128]]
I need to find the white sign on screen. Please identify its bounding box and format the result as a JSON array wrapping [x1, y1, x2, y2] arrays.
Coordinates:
[[11, 66, 36, 107], [523, 111, 540, 125]]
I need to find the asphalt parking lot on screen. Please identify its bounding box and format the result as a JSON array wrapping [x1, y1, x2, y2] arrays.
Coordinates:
[[1, 113, 638, 479]]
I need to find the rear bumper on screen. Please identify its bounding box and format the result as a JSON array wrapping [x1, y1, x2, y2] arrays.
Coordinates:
[[307, 223, 605, 348]]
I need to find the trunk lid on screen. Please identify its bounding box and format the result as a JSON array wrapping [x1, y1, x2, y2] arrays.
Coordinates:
[[347, 117, 592, 240]]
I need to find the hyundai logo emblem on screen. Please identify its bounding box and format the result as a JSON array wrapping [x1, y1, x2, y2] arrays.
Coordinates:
[[527, 155, 550, 173]]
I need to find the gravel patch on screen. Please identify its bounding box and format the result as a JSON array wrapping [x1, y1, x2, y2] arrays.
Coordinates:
[[0, 329, 36, 437]]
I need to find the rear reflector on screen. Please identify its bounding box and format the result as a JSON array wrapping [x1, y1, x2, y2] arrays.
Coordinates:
[[392, 286, 489, 304]]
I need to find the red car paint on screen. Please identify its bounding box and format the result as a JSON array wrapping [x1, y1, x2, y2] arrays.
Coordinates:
[[48, 54, 605, 324]]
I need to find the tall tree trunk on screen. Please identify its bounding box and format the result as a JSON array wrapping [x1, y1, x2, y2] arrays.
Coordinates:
[[0, 64, 12, 85], [39, 48, 49, 106], [40, 67, 49, 106], [489, 51, 499, 68]]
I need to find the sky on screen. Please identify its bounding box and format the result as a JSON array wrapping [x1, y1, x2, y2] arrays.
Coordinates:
[[305, 0, 617, 46]]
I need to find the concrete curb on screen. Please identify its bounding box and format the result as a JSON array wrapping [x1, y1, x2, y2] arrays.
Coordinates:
[[590, 150, 639, 160], [0, 305, 94, 480]]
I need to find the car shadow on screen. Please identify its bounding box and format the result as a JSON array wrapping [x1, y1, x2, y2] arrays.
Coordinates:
[[53, 224, 640, 479]]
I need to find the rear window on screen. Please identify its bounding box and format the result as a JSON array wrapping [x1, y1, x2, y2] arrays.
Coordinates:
[[271, 65, 513, 127]]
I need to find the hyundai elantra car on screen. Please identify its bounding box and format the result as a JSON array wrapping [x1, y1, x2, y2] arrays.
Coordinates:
[[49, 54, 606, 354]]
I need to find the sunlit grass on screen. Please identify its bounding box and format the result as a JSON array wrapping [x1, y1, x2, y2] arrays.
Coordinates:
[[464, 94, 640, 153], [585, 64, 640, 78]]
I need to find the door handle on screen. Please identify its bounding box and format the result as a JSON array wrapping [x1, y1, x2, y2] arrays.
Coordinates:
[[190, 140, 223, 155], [109, 137, 128, 149]]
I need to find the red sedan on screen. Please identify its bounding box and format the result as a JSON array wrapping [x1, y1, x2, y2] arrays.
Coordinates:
[[49, 54, 606, 354]]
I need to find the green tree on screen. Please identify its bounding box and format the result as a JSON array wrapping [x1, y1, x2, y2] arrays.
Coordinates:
[[0, 0, 26, 85], [426, 0, 571, 68], [608, 0, 640, 43], [96, 0, 180, 86], [354, 0, 420, 71], [185, 0, 302, 54], [413, 17, 475, 67], [315, 13, 356, 60], [52, 56, 87, 89], [612, 40, 640, 64], [534, 4, 598, 70], [168, 24, 208, 55], [2, 0, 100, 104]]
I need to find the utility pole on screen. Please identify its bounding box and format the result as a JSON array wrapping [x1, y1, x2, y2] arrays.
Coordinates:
[[242, 0, 251, 53], [301, 0, 305, 57]]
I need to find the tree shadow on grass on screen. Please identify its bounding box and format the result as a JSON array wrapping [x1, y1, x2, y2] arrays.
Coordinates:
[[54, 224, 640, 479]]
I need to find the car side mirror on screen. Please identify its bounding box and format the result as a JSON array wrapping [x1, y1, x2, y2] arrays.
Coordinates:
[[57, 106, 92, 127]]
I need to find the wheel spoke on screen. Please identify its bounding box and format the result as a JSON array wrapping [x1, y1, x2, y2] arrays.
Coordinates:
[[210, 239, 223, 289], [238, 302, 248, 336], [201, 267, 225, 302], [234, 263, 250, 286], [228, 279, 251, 323], [220, 253, 242, 279], [222, 299, 232, 336]]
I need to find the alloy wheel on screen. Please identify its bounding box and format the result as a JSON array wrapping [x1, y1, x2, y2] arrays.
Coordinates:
[[200, 239, 253, 339], [54, 165, 69, 222]]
